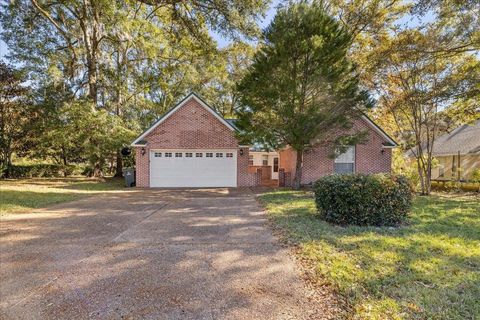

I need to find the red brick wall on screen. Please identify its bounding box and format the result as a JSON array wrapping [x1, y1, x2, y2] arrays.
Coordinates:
[[237, 147, 260, 187], [135, 148, 149, 187], [280, 117, 393, 185], [143, 97, 238, 149], [134, 96, 257, 187]]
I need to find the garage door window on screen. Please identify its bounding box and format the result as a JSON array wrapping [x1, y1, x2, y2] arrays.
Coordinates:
[[185, 152, 193, 157], [175, 152, 182, 157], [216, 153, 223, 157], [226, 152, 233, 158], [196, 152, 203, 157], [165, 152, 172, 157], [154, 152, 162, 157], [206, 153, 213, 157]]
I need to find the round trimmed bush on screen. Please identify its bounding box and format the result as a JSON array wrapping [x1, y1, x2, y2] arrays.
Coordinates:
[[314, 174, 413, 226]]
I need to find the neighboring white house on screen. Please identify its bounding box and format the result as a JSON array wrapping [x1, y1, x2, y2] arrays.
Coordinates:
[[249, 151, 279, 180]]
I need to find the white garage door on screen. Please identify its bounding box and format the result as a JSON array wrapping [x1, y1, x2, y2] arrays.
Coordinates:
[[150, 149, 237, 187]]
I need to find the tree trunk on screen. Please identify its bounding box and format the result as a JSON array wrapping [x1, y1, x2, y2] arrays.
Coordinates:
[[417, 157, 426, 195], [425, 154, 432, 195], [93, 163, 103, 178], [61, 146, 68, 177], [115, 150, 123, 177], [292, 149, 304, 190]]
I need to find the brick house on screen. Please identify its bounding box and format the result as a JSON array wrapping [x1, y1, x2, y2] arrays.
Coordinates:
[[131, 93, 397, 187]]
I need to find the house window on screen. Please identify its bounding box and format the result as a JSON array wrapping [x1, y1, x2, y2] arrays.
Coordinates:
[[226, 152, 233, 158], [175, 152, 182, 157], [216, 152, 223, 158], [334, 146, 355, 173], [249, 155, 254, 165], [273, 157, 279, 172], [262, 155, 268, 166], [196, 152, 203, 157], [185, 152, 193, 157], [165, 152, 172, 157], [206, 152, 213, 158], [154, 152, 162, 157]]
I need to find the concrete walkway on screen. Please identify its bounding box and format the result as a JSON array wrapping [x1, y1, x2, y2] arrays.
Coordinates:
[[1, 189, 337, 319]]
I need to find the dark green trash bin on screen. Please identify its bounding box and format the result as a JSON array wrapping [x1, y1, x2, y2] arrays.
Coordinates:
[[123, 168, 136, 187]]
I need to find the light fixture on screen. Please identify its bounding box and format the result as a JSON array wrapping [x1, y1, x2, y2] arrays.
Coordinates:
[[381, 149, 385, 155], [141, 147, 146, 156], [240, 148, 244, 156]]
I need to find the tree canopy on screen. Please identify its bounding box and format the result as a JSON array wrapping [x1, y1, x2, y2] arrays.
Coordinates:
[[0, 0, 266, 176], [237, 1, 371, 189]]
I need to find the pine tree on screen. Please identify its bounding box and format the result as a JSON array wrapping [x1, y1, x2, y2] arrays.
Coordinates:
[[237, 2, 371, 189]]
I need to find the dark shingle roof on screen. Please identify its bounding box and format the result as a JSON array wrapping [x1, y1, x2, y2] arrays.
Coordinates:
[[430, 120, 480, 156], [432, 120, 480, 155]]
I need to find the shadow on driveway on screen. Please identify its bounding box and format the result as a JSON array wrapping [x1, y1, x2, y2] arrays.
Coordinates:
[[0, 189, 339, 319]]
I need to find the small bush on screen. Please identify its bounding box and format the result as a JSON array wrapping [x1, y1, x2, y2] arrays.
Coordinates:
[[314, 174, 414, 226], [471, 168, 480, 183], [5, 164, 77, 178]]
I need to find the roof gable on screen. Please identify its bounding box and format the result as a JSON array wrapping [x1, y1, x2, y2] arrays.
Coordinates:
[[132, 93, 236, 146], [361, 115, 398, 147]]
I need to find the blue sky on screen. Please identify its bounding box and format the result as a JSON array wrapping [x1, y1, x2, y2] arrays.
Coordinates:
[[212, 0, 281, 48], [0, 25, 6, 59]]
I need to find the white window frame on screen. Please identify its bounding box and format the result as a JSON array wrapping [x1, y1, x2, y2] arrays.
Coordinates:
[[226, 152, 233, 158], [262, 155, 268, 166], [196, 152, 203, 157], [334, 146, 355, 174], [206, 152, 213, 158], [165, 152, 172, 157], [185, 152, 193, 158], [216, 152, 223, 158], [154, 152, 162, 157]]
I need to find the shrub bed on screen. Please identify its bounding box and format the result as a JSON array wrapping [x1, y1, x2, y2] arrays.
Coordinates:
[[314, 174, 413, 226], [4, 164, 76, 178]]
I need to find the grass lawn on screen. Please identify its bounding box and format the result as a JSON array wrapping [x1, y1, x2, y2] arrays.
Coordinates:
[[0, 177, 125, 215], [259, 191, 480, 319]]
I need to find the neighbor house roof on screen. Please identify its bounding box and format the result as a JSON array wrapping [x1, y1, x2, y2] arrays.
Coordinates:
[[406, 120, 480, 157], [131, 92, 237, 146], [432, 120, 480, 156]]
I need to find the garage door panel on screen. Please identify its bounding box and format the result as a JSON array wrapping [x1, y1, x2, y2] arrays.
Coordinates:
[[150, 150, 237, 187]]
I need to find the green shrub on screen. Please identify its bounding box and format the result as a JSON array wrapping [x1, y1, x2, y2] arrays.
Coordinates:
[[5, 164, 76, 178], [471, 168, 480, 183], [313, 174, 414, 226]]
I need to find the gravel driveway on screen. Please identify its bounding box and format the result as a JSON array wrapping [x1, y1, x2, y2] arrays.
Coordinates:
[[1, 189, 337, 319]]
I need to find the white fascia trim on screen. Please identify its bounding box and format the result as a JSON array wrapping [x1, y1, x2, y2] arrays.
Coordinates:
[[131, 93, 235, 146], [361, 115, 397, 147]]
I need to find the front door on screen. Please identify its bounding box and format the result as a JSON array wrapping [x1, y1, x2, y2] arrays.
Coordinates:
[[272, 157, 279, 180]]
